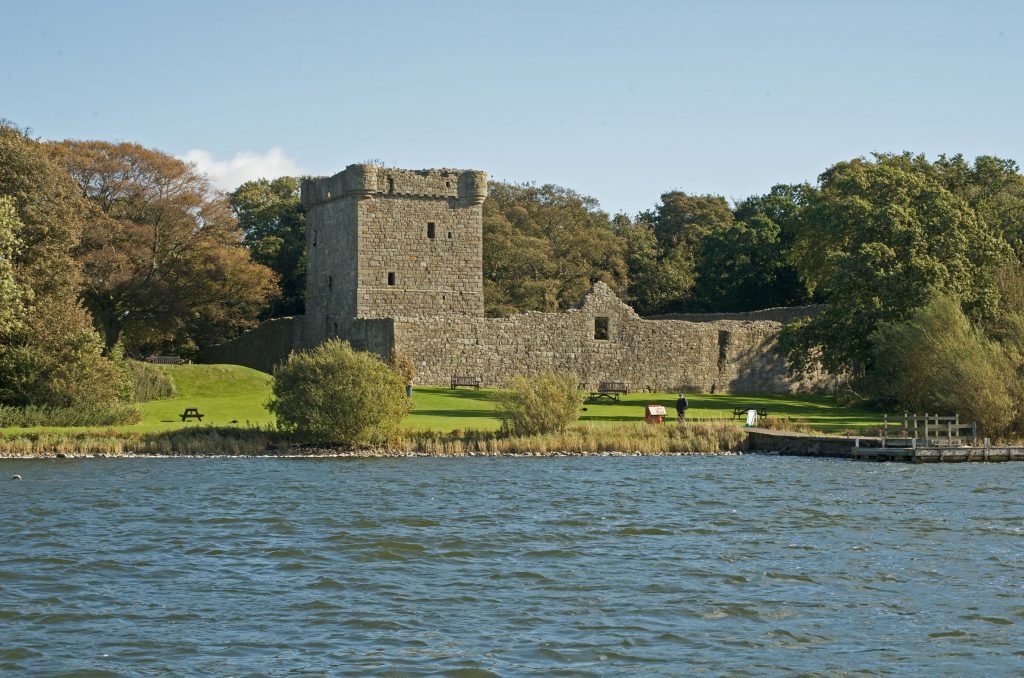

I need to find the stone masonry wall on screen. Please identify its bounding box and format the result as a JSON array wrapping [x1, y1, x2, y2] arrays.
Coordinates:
[[393, 282, 830, 393], [198, 316, 299, 374], [300, 164, 486, 349]]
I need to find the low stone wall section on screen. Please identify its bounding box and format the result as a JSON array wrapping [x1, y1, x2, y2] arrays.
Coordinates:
[[198, 317, 299, 374], [647, 305, 823, 323], [393, 283, 829, 393]]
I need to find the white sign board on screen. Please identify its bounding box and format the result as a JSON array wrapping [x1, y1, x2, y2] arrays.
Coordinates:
[[745, 409, 758, 427]]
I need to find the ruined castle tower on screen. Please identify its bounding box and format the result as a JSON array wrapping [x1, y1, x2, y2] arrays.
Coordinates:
[[300, 164, 488, 347]]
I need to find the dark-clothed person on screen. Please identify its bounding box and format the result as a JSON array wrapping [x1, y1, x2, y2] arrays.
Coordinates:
[[675, 394, 689, 421]]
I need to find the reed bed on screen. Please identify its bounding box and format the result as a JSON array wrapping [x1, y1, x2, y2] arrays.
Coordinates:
[[398, 421, 747, 457], [0, 403, 142, 427], [1, 422, 749, 458], [0, 427, 276, 458]]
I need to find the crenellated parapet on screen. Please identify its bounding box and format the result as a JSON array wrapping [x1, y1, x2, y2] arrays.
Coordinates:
[[301, 164, 488, 208]]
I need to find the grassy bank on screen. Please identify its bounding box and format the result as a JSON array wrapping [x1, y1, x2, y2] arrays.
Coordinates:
[[0, 363, 883, 458], [409, 387, 882, 433]]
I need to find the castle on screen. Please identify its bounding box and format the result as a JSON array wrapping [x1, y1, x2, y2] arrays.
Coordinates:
[[203, 164, 828, 394]]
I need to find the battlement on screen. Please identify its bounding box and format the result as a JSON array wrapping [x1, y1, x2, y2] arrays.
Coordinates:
[[301, 164, 487, 208]]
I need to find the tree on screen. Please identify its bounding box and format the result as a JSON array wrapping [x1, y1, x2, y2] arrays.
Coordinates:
[[0, 124, 128, 407], [641, 191, 734, 252], [870, 294, 1020, 436], [50, 140, 278, 354], [618, 219, 695, 315], [268, 339, 409, 445], [231, 177, 307, 317], [781, 155, 1009, 377], [0, 196, 28, 335], [483, 182, 628, 315]]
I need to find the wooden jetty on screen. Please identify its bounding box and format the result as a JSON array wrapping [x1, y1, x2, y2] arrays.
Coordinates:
[[747, 428, 1024, 463]]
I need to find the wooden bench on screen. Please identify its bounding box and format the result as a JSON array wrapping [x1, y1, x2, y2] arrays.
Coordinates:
[[451, 375, 482, 389], [732, 407, 768, 420], [180, 408, 204, 422], [589, 380, 628, 402], [149, 355, 187, 365]]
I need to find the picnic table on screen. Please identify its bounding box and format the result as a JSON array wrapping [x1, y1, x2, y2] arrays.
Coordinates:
[[589, 380, 628, 402], [180, 407, 204, 422], [732, 406, 768, 420]]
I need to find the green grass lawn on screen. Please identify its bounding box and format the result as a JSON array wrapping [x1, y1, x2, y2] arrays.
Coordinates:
[[0, 364, 883, 436], [407, 387, 882, 433]]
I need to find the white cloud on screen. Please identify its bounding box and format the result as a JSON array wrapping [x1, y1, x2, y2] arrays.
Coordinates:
[[179, 147, 306, 192]]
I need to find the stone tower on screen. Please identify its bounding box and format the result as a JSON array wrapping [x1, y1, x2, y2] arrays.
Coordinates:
[[300, 164, 488, 347]]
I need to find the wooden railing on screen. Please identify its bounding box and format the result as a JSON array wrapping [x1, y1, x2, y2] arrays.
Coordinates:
[[882, 413, 977, 448]]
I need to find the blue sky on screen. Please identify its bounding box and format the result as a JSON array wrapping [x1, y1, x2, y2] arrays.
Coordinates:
[[3, 0, 1022, 215]]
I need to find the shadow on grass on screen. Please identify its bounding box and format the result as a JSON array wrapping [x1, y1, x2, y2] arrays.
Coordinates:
[[412, 408, 498, 420]]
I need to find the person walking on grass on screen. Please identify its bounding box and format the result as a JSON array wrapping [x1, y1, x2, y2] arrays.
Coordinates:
[[675, 393, 689, 421]]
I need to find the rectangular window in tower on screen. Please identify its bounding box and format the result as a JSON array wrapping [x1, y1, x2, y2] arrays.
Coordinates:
[[328, 276, 333, 291], [594, 317, 610, 340], [387, 272, 396, 286], [427, 222, 436, 239], [447, 231, 452, 239]]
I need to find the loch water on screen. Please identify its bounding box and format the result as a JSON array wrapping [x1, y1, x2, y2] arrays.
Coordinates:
[[1, 456, 1022, 675]]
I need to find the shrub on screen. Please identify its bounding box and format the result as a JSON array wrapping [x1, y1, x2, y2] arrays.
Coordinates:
[[123, 360, 176, 402], [268, 339, 410, 446], [0, 402, 142, 427], [870, 294, 1021, 436], [391, 349, 416, 386], [497, 371, 584, 436]]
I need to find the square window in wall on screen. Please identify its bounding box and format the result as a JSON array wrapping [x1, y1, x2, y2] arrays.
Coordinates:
[[427, 222, 436, 239], [594, 317, 610, 340], [387, 272, 396, 286]]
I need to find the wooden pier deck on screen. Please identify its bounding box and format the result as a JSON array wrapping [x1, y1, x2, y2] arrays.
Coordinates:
[[747, 429, 1024, 463]]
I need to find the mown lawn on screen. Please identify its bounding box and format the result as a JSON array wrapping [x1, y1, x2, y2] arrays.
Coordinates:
[[0, 364, 883, 435], [407, 387, 882, 433]]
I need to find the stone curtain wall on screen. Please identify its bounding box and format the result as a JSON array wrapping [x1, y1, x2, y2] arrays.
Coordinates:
[[198, 317, 299, 374], [394, 283, 830, 393], [647, 305, 824, 323]]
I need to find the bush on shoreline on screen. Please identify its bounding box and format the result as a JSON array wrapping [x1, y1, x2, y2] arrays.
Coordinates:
[[268, 339, 409, 446], [497, 371, 584, 436]]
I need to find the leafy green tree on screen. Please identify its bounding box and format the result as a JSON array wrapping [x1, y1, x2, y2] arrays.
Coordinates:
[[781, 155, 1009, 377], [50, 140, 278, 354], [231, 177, 307, 317], [268, 339, 409, 446], [0, 196, 28, 334], [870, 294, 1020, 436], [618, 219, 695, 315], [483, 182, 628, 315], [0, 123, 129, 407], [641, 191, 734, 251]]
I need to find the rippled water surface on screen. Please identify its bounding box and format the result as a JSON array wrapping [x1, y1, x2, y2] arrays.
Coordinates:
[[1, 457, 1022, 675]]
